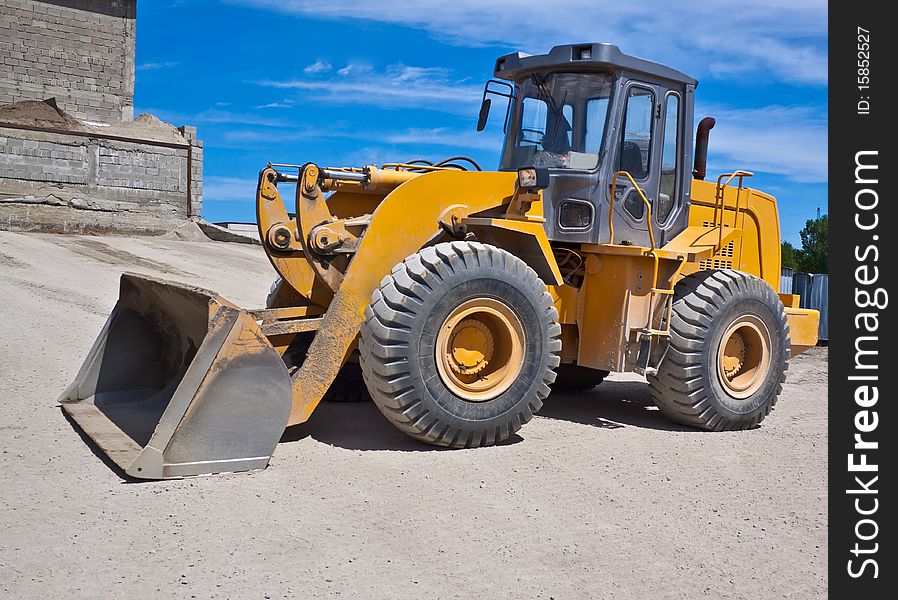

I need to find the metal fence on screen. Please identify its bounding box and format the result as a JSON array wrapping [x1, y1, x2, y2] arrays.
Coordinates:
[[780, 267, 794, 296], [781, 268, 829, 341]]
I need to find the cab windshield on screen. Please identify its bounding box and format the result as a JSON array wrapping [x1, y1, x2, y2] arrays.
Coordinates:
[[500, 72, 614, 171]]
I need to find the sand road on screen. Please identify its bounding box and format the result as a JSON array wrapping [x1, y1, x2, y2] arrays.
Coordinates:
[[0, 231, 827, 599]]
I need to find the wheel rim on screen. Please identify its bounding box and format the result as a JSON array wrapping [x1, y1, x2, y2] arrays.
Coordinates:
[[716, 315, 772, 399], [435, 297, 525, 402]]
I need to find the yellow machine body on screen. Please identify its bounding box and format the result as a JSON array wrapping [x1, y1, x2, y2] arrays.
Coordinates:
[[258, 164, 819, 424], [60, 42, 820, 479]]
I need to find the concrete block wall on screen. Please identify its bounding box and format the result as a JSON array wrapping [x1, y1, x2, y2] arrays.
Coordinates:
[[0, 0, 137, 123], [0, 135, 89, 183], [96, 143, 184, 192], [0, 125, 203, 232]]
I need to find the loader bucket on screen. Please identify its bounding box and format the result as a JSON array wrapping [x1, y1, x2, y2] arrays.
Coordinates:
[[60, 273, 292, 479]]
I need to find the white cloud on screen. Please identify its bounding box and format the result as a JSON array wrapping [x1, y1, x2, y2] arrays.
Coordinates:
[[137, 61, 179, 71], [136, 107, 292, 128], [257, 63, 482, 112], [215, 124, 497, 154], [190, 109, 290, 127], [698, 104, 827, 183], [337, 63, 372, 76], [303, 60, 333, 74], [216, 126, 351, 147], [233, 0, 826, 85], [203, 176, 258, 202], [383, 127, 500, 151], [255, 99, 295, 109]]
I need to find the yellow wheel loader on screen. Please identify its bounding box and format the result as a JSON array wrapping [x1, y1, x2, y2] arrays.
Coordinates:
[[60, 43, 820, 479]]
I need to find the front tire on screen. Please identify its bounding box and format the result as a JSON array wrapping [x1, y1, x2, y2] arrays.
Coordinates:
[[359, 241, 561, 447], [648, 270, 789, 430]]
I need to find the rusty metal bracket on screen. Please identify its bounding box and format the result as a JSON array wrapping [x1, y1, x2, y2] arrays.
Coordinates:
[[260, 317, 324, 337], [438, 205, 468, 238]]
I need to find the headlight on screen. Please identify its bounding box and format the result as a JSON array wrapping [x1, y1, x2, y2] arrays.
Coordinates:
[[517, 167, 549, 190]]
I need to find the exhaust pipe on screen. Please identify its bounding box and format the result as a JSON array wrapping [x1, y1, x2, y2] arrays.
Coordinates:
[[693, 117, 716, 181]]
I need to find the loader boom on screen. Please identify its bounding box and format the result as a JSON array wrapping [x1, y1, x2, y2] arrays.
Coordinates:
[[257, 165, 563, 425]]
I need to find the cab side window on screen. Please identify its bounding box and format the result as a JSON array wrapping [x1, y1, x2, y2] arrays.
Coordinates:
[[656, 94, 680, 223], [585, 97, 609, 155], [619, 87, 654, 180], [619, 87, 654, 219]]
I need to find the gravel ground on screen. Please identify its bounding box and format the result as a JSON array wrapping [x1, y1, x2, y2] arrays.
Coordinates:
[[0, 231, 827, 599]]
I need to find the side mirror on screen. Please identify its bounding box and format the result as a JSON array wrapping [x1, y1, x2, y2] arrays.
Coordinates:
[[476, 79, 515, 133], [517, 167, 550, 190], [476, 98, 492, 131]]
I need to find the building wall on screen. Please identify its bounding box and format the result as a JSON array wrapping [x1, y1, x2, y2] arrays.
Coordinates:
[[0, 124, 203, 232], [0, 0, 136, 123]]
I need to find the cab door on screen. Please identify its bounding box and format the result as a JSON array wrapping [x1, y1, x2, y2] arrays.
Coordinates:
[[654, 91, 687, 245], [604, 81, 663, 248]]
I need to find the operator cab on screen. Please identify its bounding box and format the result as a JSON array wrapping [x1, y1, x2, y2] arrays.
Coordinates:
[[478, 43, 698, 247]]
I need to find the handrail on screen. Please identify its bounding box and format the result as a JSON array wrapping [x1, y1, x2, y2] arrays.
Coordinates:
[[607, 170, 656, 251], [713, 170, 753, 251], [607, 170, 668, 340]]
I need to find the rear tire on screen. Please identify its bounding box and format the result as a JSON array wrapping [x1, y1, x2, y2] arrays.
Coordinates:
[[359, 241, 561, 447], [551, 364, 609, 392], [648, 270, 789, 430]]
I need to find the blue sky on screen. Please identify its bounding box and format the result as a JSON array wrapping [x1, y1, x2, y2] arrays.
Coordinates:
[[134, 0, 827, 244]]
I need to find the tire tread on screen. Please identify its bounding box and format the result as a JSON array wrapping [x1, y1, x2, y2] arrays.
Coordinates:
[[360, 241, 560, 447], [648, 269, 790, 431]]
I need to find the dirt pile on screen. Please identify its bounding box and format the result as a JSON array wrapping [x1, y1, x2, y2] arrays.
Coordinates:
[[0, 98, 87, 132], [159, 220, 213, 242], [0, 99, 187, 144], [104, 113, 187, 144]]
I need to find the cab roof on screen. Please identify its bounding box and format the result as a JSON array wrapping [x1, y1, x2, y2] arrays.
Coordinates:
[[493, 43, 698, 87]]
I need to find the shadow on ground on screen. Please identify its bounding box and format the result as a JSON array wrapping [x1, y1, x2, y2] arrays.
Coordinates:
[[283, 378, 696, 452], [281, 403, 525, 452], [62, 378, 699, 482], [539, 379, 696, 432]]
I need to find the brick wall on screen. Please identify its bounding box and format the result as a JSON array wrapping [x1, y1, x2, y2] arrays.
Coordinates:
[[0, 124, 203, 232], [0, 0, 136, 123]]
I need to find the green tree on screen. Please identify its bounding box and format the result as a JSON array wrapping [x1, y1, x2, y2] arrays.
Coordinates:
[[796, 214, 828, 273], [781, 241, 800, 270]]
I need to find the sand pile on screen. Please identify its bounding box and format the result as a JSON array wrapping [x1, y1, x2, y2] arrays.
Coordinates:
[[0, 98, 88, 132], [159, 220, 213, 242], [0, 99, 188, 144], [104, 113, 187, 144]]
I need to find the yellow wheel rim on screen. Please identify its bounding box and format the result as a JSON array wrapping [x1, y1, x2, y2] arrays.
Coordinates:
[[435, 298, 525, 402], [716, 315, 772, 399]]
